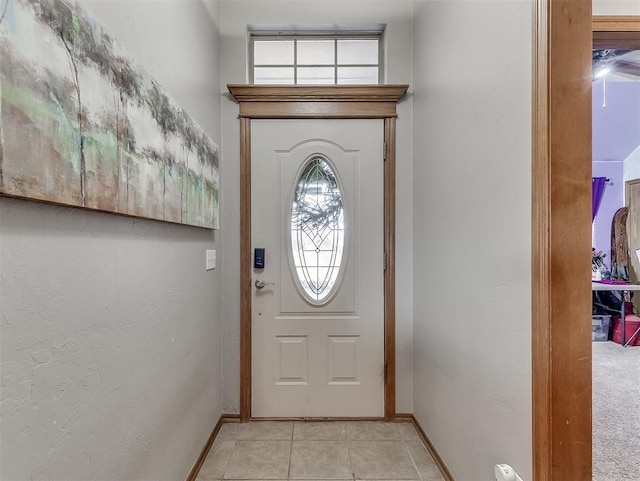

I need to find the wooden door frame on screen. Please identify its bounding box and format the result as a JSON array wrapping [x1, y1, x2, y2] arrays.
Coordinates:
[[626, 179, 640, 207], [228, 84, 408, 422], [533, 8, 640, 480]]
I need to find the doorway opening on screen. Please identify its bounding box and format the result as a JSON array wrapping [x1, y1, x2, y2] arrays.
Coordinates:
[[532, 10, 640, 480], [591, 16, 640, 481]]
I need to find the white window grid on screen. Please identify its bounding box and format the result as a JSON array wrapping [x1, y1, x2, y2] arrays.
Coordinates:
[[249, 32, 384, 85]]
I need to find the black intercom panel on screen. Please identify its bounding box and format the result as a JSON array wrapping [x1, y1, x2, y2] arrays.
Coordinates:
[[254, 248, 265, 269]]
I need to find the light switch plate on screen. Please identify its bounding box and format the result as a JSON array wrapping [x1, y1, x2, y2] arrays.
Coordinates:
[[206, 250, 216, 270]]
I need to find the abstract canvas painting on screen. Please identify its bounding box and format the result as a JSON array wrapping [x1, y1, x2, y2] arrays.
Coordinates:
[[0, 0, 219, 228]]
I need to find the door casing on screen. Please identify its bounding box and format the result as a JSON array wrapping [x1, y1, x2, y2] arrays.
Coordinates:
[[228, 84, 408, 422], [533, 8, 640, 481]]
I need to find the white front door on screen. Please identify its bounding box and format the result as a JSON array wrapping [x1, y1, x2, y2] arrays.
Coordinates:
[[251, 119, 384, 418]]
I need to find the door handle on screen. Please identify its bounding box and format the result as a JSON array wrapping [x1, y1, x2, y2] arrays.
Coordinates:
[[255, 278, 275, 289]]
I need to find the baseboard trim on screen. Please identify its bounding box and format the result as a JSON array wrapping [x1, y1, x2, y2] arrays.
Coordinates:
[[185, 414, 240, 481], [250, 416, 385, 422], [405, 414, 455, 481], [394, 412, 414, 421], [221, 413, 241, 422]]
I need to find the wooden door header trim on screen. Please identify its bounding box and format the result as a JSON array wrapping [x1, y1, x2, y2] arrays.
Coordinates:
[[227, 84, 409, 103], [593, 15, 640, 49], [593, 15, 640, 31], [237, 101, 399, 119], [228, 85, 409, 119]]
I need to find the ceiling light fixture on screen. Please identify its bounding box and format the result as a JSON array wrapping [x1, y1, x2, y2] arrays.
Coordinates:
[[594, 66, 611, 79]]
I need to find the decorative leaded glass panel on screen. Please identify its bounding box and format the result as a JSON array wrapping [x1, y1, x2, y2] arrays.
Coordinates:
[[290, 157, 345, 304]]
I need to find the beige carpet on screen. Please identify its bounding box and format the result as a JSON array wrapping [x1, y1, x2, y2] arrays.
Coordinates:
[[593, 341, 640, 481]]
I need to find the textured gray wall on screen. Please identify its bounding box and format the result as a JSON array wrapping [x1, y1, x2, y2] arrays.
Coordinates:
[[411, 1, 532, 480], [0, 1, 223, 479]]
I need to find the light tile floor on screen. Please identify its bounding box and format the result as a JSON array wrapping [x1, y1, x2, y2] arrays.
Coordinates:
[[196, 421, 445, 481]]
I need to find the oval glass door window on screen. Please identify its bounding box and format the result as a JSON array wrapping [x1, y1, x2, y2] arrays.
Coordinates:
[[290, 156, 346, 305]]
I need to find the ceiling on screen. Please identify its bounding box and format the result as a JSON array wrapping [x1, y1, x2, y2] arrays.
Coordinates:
[[593, 49, 640, 82]]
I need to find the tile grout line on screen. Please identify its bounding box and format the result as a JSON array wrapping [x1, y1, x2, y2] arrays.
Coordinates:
[[406, 424, 445, 481], [403, 437, 424, 481], [394, 423, 421, 481], [220, 439, 237, 481], [221, 424, 243, 481], [287, 422, 294, 480], [345, 422, 357, 481]]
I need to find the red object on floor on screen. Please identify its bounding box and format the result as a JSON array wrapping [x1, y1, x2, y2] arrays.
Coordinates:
[[612, 315, 640, 346], [624, 301, 635, 316]]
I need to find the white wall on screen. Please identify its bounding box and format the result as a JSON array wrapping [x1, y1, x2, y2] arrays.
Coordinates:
[[0, 1, 223, 480], [219, 0, 415, 414], [411, 1, 532, 480], [593, 0, 640, 15], [624, 144, 640, 183]]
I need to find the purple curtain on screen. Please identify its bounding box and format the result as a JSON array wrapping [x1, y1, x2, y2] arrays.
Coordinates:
[[592, 177, 607, 221]]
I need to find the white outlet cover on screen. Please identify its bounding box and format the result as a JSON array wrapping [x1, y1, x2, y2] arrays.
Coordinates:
[[206, 250, 216, 270]]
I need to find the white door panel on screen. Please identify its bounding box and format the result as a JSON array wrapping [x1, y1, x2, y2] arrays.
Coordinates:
[[251, 119, 384, 418]]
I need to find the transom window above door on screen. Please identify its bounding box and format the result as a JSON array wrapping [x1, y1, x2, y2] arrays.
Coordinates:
[[249, 26, 384, 85]]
